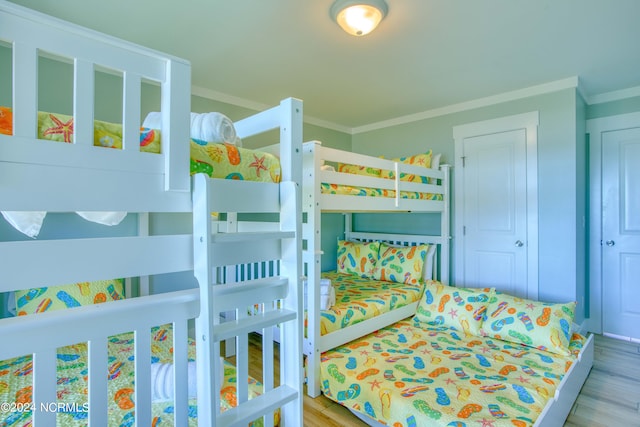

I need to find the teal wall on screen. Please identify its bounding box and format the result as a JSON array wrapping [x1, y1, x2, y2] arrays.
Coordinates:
[[586, 95, 640, 120], [348, 89, 582, 310]]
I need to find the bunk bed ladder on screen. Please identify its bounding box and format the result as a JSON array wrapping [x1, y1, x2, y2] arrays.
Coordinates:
[[193, 173, 303, 426]]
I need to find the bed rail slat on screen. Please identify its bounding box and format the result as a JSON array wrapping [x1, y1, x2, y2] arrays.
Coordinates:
[[172, 319, 189, 426], [73, 58, 94, 146], [207, 179, 282, 213], [11, 41, 37, 139], [217, 385, 298, 427], [32, 348, 57, 426], [88, 338, 108, 426], [122, 71, 142, 151], [134, 328, 152, 427], [0, 235, 192, 292]]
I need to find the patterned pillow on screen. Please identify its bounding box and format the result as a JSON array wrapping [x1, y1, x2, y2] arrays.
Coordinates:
[[15, 279, 125, 316], [479, 293, 576, 355], [336, 240, 380, 277], [414, 281, 493, 336], [380, 151, 433, 182], [372, 242, 428, 285]]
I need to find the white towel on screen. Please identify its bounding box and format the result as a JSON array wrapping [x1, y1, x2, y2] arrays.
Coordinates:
[[1, 211, 46, 238], [2, 210, 127, 238], [303, 278, 335, 310], [190, 112, 237, 144], [150, 358, 225, 402], [142, 111, 238, 145]]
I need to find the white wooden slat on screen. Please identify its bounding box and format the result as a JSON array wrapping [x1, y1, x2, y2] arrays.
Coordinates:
[[88, 338, 108, 427], [161, 58, 190, 193], [73, 58, 94, 146], [0, 290, 199, 361], [210, 277, 289, 312], [208, 238, 282, 268], [172, 320, 189, 426], [214, 309, 296, 343], [207, 179, 282, 213], [0, 4, 173, 82], [0, 235, 192, 293], [122, 71, 142, 151], [32, 348, 57, 426], [261, 325, 275, 427], [11, 41, 37, 138], [135, 328, 152, 427], [318, 193, 444, 212], [216, 385, 298, 427], [236, 332, 249, 406], [233, 103, 283, 139]]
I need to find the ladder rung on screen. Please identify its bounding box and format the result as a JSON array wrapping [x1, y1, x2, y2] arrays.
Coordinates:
[[213, 309, 296, 343], [217, 385, 298, 426], [211, 231, 295, 244]]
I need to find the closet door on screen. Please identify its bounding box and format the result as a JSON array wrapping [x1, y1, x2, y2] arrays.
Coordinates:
[[454, 112, 539, 299], [602, 127, 640, 340]]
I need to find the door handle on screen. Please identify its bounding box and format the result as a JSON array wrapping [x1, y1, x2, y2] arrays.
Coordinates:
[[515, 240, 524, 247], [605, 240, 615, 247]]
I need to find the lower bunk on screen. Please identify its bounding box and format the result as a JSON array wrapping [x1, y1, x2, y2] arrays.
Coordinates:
[[0, 321, 277, 427], [318, 283, 594, 427]]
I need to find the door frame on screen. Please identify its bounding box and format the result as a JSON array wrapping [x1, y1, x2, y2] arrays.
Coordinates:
[[586, 111, 640, 335], [453, 111, 539, 299]]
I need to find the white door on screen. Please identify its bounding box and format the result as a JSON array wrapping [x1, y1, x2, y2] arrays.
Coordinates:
[[602, 128, 640, 340], [454, 112, 539, 299]]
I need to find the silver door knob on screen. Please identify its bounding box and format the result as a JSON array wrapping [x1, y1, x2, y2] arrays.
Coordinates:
[[515, 240, 524, 247], [605, 240, 615, 247]]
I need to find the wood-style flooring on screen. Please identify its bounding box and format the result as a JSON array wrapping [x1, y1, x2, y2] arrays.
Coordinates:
[[236, 333, 640, 426]]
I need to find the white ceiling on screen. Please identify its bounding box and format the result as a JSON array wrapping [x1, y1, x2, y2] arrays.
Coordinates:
[[8, 0, 640, 131]]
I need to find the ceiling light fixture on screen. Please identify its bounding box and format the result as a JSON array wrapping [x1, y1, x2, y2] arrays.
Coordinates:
[[330, 0, 388, 37]]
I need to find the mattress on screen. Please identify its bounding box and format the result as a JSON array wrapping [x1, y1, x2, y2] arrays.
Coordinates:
[[320, 317, 587, 427], [306, 272, 425, 336], [0, 325, 277, 427], [320, 183, 442, 201], [0, 106, 281, 183]]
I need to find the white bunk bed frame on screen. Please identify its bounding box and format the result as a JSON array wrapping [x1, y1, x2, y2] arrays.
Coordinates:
[[0, 2, 303, 425], [302, 140, 451, 397]]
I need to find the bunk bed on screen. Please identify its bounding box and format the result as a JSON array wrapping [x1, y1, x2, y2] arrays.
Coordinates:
[[302, 140, 451, 397], [0, 1, 303, 426]]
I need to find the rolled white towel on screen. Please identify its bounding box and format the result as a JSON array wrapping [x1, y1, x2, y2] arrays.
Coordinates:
[[150, 358, 224, 402], [142, 111, 162, 130], [142, 111, 239, 145], [1, 211, 46, 238], [190, 112, 237, 144]]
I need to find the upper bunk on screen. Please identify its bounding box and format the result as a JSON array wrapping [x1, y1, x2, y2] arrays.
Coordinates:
[[0, 0, 301, 216], [303, 140, 449, 213]]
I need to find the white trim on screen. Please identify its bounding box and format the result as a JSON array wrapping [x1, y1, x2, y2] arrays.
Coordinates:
[[585, 111, 640, 334], [354, 78, 575, 134], [191, 85, 352, 134], [453, 111, 539, 300], [588, 85, 640, 105]]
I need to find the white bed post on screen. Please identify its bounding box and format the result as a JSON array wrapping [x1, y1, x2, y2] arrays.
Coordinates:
[[277, 98, 304, 425], [440, 164, 451, 285], [302, 140, 324, 397]]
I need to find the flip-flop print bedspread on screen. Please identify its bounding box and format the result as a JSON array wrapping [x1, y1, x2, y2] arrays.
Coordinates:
[[320, 183, 442, 201], [306, 272, 425, 337], [0, 326, 275, 427], [320, 318, 586, 427]]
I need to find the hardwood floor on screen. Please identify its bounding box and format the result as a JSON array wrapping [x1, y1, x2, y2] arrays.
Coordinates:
[[239, 333, 640, 426]]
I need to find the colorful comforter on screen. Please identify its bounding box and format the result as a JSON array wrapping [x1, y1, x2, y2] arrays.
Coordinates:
[[0, 326, 276, 427], [320, 318, 586, 427], [0, 106, 281, 183], [307, 272, 425, 336], [320, 183, 442, 201]]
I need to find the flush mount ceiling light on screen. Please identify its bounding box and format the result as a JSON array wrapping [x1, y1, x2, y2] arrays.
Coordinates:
[[330, 0, 388, 37]]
